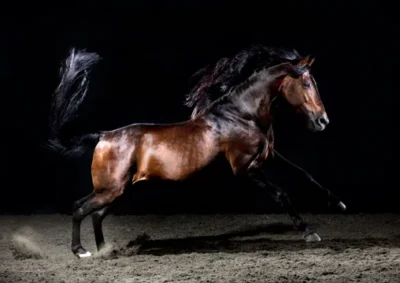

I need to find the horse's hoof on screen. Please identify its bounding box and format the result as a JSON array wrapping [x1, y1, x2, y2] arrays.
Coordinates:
[[338, 201, 346, 211], [72, 246, 92, 258], [304, 232, 321, 242]]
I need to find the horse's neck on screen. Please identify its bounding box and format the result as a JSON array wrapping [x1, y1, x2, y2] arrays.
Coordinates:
[[205, 66, 287, 137], [228, 69, 277, 126]]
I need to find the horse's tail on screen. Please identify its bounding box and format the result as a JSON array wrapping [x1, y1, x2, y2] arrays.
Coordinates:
[[44, 48, 102, 158]]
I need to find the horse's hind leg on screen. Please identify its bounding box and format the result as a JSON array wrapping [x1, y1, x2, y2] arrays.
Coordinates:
[[73, 191, 94, 211], [92, 205, 112, 252], [249, 170, 321, 242], [90, 176, 147, 253], [71, 192, 97, 258], [71, 187, 123, 258]]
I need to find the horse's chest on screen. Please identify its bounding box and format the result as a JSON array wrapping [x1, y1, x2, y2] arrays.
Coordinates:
[[224, 134, 269, 174]]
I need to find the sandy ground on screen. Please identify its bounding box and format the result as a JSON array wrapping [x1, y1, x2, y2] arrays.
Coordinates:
[[0, 214, 399, 283]]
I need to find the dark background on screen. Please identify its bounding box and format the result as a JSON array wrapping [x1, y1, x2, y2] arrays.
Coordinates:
[[0, 1, 397, 214]]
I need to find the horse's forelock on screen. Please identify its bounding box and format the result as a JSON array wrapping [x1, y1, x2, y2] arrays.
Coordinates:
[[291, 65, 310, 77]]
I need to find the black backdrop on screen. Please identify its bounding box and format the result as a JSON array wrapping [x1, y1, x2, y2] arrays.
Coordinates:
[[0, 1, 397, 214]]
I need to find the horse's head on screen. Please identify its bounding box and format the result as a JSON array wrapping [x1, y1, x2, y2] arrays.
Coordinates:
[[278, 56, 329, 132]]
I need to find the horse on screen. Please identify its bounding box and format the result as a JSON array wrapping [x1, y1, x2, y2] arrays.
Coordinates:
[[184, 44, 346, 215], [46, 45, 344, 259]]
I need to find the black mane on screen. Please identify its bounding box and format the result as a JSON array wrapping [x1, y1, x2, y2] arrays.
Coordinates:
[[184, 44, 303, 117]]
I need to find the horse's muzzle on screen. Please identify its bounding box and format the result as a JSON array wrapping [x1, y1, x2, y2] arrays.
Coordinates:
[[309, 112, 329, 132]]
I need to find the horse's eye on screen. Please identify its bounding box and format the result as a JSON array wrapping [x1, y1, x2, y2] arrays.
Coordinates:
[[303, 82, 311, 88]]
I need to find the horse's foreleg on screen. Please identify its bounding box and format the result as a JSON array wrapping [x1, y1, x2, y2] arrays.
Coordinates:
[[248, 169, 321, 242], [272, 149, 346, 211]]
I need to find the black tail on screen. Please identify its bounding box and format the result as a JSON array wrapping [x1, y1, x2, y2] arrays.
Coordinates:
[[45, 48, 102, 158]]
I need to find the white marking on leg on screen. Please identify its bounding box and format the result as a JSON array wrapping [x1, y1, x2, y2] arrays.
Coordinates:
[[338, 201, 346, 211], [305, 232, 321, 242], [77, 251, 92, 258]]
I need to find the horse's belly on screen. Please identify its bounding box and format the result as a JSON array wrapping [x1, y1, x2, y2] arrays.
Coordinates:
[[138, 144, 218, 181]]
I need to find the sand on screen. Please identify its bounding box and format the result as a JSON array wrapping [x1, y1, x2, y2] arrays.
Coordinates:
[[0, 214, 399, 283]]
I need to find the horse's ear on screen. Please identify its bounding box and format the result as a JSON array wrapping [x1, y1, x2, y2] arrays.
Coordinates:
[[308, 56, 315, 67], [292, 55, 311, 67]]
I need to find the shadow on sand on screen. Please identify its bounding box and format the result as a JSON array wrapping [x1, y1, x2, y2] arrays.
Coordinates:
[[116, 222, 400, 257]]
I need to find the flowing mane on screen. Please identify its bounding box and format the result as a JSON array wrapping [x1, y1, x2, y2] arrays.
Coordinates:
[[184, 44, 303, 118]]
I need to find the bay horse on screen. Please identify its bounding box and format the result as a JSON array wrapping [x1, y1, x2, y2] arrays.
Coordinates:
[[46, 45, 344, 259], [184, 44, 346, 215]]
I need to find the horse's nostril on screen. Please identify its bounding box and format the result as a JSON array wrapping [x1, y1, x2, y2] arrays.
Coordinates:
[[318, 113, 329, 126], [319, 116, 329, 126]]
